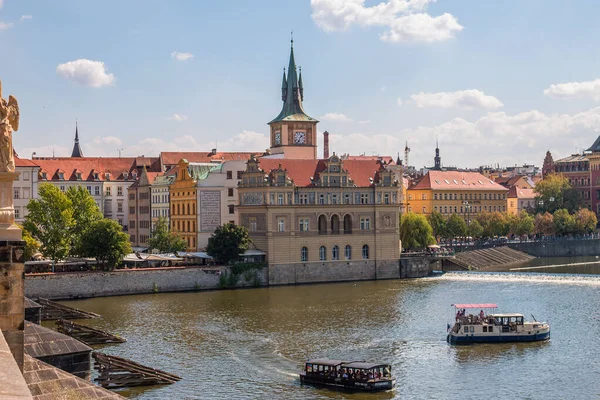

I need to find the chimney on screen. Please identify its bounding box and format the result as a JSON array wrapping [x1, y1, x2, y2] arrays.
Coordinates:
[[211, 148, 217, 155], [323, 131, 330, 159]]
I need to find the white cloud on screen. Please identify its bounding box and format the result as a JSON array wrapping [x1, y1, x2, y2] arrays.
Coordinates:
[[410, 89, 504, 109], [20, 15, 32, 21], [397, 97, 403, 107], [0, 0, 3, 9], [56, 59, 115, 88], [0, 21, 13, 31], [320, 112, 353, 122], [544, 78, 600, 101], [171, 51, 194, 61], [311, 0, 463, 43], [93, 136, 122, 146], [168, 113, 188, 122]]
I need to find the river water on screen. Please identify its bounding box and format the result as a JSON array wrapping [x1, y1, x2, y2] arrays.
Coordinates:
[[62, 267, 600, 400]]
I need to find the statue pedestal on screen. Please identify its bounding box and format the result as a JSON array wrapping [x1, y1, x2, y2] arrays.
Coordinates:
[[0, 172, 21, 241]]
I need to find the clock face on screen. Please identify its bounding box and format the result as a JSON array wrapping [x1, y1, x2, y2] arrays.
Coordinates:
[[294, 131, 306, 144], [274, 131, 281, 145]]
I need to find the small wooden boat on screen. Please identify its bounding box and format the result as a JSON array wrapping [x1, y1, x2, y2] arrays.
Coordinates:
[[299, 358, 395, 392], [447, 303, 550, 344]]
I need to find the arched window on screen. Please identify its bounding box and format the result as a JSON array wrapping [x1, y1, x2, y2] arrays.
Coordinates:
[[177, 204, 180, 215], [301, 247, 308, 262], [187, 203, 190, 215], [345, 245, 351, 260], [319, 246, 326, 261], [332, 245, 339, 260], [318, 215, 327, 234], [172, 204, 176, 214], [343, 214, 352, 234], [331, 215, 340, 234], [362, 245, 369, 259]]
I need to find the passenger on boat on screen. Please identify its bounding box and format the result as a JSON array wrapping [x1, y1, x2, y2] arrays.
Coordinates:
[[479, 310, 485, 320]]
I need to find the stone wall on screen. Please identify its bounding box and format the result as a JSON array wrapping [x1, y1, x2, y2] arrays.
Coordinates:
[[268, 259, 400, 285], [0, 332, 32, 399], [508, 239, 600, 257], [25, 266, 268, 300], [400, 257, 438, 278]]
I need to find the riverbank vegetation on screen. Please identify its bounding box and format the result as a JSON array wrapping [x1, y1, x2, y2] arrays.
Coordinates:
[[206, 223, 251, 264], [148, 217, 187, 253]]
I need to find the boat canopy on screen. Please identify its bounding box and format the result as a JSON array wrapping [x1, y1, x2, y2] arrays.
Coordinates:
[[306, 359, 348, 367], [489, 313, 524, 318], [452, 303, 497, 309], [342, 362, 391, 370]]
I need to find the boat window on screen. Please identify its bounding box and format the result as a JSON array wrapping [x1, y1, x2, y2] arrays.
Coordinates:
[[483, 326, 487, 332], [464, 326, 469, 333], [470, 326, 474, 333], [489, 326, 493, 332]]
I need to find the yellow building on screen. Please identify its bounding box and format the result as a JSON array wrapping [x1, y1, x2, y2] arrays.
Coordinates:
[[407, 171, 508, 221], [506, 186, 536, 215], [169, 159, 198, 250]]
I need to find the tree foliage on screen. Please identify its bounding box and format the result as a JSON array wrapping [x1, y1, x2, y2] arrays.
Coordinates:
[[23, 183, 73, 262], [534, 174, 581, 213], [206, 223, 251, 264], [475, 212, 509, 238], [399, 213, 435, 250], [427, 211, 447, 240], [534, 212, 556, 236], [148, 217, 187, 253], [508, 211, 535, 238], [66, 186, 103, 256], [18, 224, 40, 261], [574, 208, 597, 234], [468, 220, 484, 238], [553, 209, 576, 235], [79, 219, 131, 270], [446, 214, 468, 239]]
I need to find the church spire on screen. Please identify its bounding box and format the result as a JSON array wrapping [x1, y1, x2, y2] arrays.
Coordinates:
[[281, 68, 287, 101], [71, 120, 83, 158], [433, 137, 441, 170]]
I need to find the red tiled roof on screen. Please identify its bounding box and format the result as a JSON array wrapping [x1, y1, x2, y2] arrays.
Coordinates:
[[508, 186, 535, 199], [343, 155, 395, 164], [254, 158, 386, 187], [33, 157, 160, 182], [160, 151, 257, 166], [410, 171, 508, 191], [14, 155, 38, 167]]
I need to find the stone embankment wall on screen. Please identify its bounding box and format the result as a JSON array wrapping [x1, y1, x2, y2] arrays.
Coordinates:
[[268, 260, 401, 285], [25, 266, 268, 300], [400, 258, 439, 278], [508, 239, 600, 257]]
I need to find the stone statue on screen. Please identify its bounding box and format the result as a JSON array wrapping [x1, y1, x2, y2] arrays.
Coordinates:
[[0, 80, 20, 173]]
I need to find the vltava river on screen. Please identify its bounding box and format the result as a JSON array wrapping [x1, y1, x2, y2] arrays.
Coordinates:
[[63, 271, 600, 400]]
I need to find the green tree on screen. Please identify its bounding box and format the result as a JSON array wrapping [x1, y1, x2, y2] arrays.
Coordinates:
[[79, 219, 132, 270], [509, 211, 535, 238], [23, 183, 73, 262], [206, 223, 251, 264], [534, 173, 579, 213], [18, 224, 40, 261], [574, 208, 597, 234], [399, 213, 436, 250], [553, 209, 576, 235], [468, 220, 484, 238], [476, 212, 509, 237], [148, 217, 187, 253], [66, 186, 103, 256], [534, 212, 556, 236], [446, 214, 468, 239], [427, 211, 447, 240]]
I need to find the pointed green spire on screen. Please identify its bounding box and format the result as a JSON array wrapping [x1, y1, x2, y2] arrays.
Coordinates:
[[270, 39, 315, 124]]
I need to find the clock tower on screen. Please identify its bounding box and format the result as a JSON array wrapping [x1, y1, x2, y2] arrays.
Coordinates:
[[268, 40, 318, 159]]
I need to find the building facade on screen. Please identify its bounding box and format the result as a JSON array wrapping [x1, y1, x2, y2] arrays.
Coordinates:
[[407, 171, 509, 221], [238, 155, 402, 268], [150, 173, 175, 231], [552, 154, 591, 209], [128, 168, 162, 248], [507, 187, 536, 215], [14, 156, 40, 223], [169, 159, 200, 250]]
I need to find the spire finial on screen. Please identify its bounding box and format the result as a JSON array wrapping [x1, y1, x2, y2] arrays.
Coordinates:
[[291, 30, 294, 48]]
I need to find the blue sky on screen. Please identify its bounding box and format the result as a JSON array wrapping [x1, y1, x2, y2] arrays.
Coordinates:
[[3, 0, 600, 168]]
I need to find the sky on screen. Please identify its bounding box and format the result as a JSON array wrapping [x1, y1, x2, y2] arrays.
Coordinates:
[[3, 0, 600, 168]]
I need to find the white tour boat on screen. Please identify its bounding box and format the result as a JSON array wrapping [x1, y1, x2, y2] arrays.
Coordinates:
[[447, 303, 550, 344]]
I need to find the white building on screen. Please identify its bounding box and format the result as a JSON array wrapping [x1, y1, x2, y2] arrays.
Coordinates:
[[14, 156, 40, 223]]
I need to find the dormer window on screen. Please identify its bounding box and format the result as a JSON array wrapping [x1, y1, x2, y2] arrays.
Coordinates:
[[58, 172, 64, 180], [93, 172, 99, 180], [105, 172, 110, 180], [41, 172, 47, 180], [132, 171, 138, 179], [76, 172, 82, 180], [123, 172, 129, 180]]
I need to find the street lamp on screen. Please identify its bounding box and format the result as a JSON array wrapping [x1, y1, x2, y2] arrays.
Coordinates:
[[463, 201, 471, 227]]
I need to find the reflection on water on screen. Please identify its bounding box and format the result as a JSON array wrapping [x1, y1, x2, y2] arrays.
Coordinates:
[[62, 271, 600, 400]]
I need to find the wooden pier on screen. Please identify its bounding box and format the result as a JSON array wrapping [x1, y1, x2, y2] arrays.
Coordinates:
[[38, 298, 101, 320], [92, 352, 182, 388], [56, 319, 126, 345]]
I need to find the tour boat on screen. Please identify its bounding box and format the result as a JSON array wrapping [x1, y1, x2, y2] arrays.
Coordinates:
[[300, 358, 396, 392], [447, 303, 550, 344]]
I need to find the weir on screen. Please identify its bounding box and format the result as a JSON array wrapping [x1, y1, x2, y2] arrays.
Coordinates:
[[438, 271, 600, 286]]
